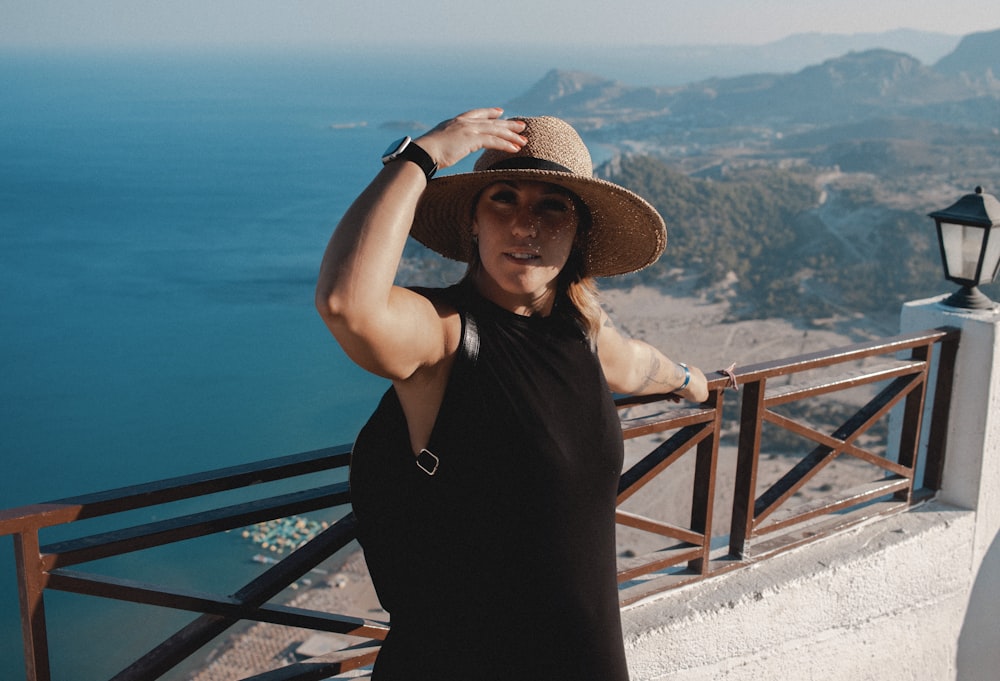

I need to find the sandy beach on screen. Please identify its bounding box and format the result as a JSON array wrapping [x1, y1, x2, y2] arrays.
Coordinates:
[[185, 284, 896, 680]]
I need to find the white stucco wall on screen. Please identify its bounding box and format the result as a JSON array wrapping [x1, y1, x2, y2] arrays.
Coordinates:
[[621, 297, 1000, 681], [621, 504, 974, 681], [900, 297, 1000, 681]]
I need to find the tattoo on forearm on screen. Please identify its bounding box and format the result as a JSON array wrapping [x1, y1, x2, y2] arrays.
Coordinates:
[[636, 347, 666, 393], [635, 347, 687, 394]]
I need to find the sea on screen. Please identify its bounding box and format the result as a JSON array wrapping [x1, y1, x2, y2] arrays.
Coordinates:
[[0, 46, 617, 680]]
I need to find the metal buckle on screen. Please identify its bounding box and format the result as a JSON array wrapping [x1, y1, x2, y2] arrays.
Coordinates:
[[416, 448, 440, 476]]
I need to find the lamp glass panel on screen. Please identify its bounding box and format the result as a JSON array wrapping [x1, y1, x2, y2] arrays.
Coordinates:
[[940, 221, 985, 282], [982, 229, 1000, 284]]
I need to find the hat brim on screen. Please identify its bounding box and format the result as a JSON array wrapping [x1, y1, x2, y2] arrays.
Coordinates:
[[411, 168, 667, 278]]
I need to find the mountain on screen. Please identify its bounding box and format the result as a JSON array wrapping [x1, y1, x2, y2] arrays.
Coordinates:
[[507, 48, 998, 131], [496, 33, 1000, 322], [934, 28, 1000, 84], [506, 70, 675, 125], [767, 29, 960, 65], [521, 30, 963, 87]]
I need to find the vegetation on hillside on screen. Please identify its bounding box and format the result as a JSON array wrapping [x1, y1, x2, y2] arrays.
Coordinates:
[[402, 39, 1000, 323], [603, 155, 959, 321], [503, 37, 1000, 323]]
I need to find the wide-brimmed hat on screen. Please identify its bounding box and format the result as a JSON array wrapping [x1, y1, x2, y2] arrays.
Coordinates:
[[410, 116, 667, 277]]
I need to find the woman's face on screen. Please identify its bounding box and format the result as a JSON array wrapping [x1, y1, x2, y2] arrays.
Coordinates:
[[471, 180, 580, 315]]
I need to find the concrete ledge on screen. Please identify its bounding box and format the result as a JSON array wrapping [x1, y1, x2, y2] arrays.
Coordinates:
[[621, 502, 975, 680]]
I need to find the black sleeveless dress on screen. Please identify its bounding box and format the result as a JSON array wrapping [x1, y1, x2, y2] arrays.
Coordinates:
[[349, 284, 629, 680]]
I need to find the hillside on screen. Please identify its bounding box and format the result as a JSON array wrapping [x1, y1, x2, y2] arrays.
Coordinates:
[[507, 37, 1000, 127], [399, 31, 1000, 326], [490, 29, 963, 88], [597, 157, 949, 320], [935, 28, 1000, 82], [496, 33, 1000, 323]]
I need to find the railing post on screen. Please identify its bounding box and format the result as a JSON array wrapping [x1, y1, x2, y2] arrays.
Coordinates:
[[688, 388, 724, 573], [730, 378, 765, 558], [894, 343, 931, 503], [922, 331, 959, 491], [14, 529, 51, 681]]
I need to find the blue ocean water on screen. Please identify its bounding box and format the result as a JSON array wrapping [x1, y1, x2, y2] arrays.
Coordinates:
[[0, 47, 558, 680]]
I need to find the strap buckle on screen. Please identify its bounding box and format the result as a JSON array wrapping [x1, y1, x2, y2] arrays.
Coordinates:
[[416, 448, 440, 476]]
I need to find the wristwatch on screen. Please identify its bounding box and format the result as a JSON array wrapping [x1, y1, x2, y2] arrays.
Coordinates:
[[381, 136, 438, 180]]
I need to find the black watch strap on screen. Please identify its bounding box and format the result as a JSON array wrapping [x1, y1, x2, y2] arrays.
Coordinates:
[[382, 136, 438, 180]]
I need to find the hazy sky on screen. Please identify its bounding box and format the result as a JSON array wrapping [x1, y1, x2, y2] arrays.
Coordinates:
[[3, 0, 1000, 50]]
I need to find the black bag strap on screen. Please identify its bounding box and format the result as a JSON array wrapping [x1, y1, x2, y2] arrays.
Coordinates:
[[405, 284, 479, 476], [461, 310, 480, 365]]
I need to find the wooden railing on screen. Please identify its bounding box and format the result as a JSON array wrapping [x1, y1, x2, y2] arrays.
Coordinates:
[[0, 326, 960, 680], [613, 325, 959, 605]]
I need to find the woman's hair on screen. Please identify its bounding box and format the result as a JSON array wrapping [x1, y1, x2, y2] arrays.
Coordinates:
[[559, 253, 603, 342]]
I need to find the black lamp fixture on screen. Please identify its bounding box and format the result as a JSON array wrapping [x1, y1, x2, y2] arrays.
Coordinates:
[[929, 186, 1000, 310]]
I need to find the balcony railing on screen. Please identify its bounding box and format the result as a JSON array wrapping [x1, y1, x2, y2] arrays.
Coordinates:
[[0, 326, 960, 681]]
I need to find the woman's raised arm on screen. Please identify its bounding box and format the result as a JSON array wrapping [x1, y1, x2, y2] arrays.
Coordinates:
[[314, 108, 526, 380]]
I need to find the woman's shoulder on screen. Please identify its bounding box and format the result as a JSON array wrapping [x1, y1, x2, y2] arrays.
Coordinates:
[[405, 283, 481, 364], [395, 283, 468, 358], [406, 282, 472, 313]]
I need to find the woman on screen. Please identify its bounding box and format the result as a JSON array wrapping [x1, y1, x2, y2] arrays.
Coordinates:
[[316, 108, 709, 680]]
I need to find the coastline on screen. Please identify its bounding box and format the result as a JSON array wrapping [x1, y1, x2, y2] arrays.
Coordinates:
[[185, 283, 893, 679]]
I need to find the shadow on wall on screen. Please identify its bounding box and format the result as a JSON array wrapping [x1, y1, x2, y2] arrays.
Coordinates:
[[956, 530, 1000, 680]]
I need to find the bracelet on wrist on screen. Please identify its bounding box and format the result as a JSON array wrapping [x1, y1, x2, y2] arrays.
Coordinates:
[[678, 363, 691, 390]]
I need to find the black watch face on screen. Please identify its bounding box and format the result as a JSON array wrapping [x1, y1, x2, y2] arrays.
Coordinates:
[[382, 136, 409, 161]]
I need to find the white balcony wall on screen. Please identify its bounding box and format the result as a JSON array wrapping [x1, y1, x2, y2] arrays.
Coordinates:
[[621, 298, 1000, 681]]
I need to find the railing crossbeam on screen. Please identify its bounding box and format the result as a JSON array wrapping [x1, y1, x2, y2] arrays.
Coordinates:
[[45, 569, 389, 639], [754, 372, 924, 522], [41, 482, 350, 570], [617, 544, 704, 583], [763, 358, 924, 406], [764, 411, 912, 477], [619, 405, 717, 438], [618, 424, 711, 502], [43, 446, 352, 524], [108, 514, 361, 681], [746, 498, 912, 560], [754, 477, 912, 536], [615, 510, 704, 545]]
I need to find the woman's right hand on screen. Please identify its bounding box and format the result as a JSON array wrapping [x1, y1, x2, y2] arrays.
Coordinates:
[[415, 108, 527, 172]]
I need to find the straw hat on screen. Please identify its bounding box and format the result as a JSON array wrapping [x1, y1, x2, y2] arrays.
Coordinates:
[[410, 116, 667, 278]]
